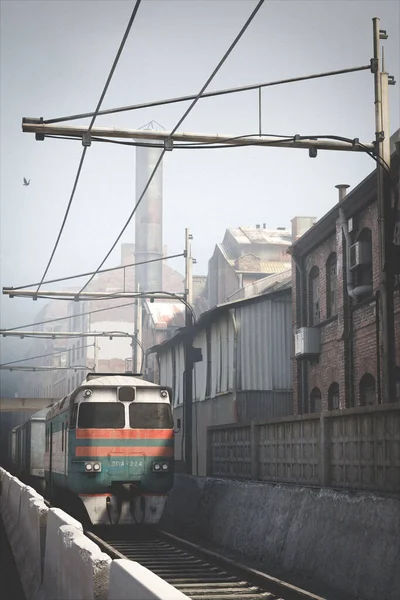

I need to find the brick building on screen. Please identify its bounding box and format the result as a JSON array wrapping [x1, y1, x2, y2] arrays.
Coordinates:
[[289, 133, 400, 413]]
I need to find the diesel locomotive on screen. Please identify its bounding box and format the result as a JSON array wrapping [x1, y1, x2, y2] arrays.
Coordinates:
[[9, 373, 176, 526]]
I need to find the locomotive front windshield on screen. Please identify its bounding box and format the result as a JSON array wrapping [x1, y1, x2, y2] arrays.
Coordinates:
[[129, 403, 173, 429], [78, 402, 125, 428]]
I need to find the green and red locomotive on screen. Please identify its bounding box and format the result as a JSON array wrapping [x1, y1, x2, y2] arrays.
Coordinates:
[[11, 373, 176, 526]]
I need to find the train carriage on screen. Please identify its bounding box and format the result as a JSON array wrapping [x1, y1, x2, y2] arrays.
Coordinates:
[[44, 373, 175, 525]]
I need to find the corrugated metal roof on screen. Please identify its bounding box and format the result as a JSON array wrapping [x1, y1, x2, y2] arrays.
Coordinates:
[[252, 260, 291, 274], [230, 226, 292, 246], [227, 270, 292, 301], [145, 300, 185, 328]]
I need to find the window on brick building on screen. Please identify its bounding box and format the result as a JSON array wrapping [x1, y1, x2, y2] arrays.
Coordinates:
[[310, 387, 322, 412], [354, 228, 373, 290], [308, 267, 320, 326], [359, 373, 375, 406], [328, 382, 340, 410], [326, 253, 337, 317]]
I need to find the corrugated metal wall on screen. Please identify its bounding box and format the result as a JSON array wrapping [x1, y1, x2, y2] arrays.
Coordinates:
[[158, 293, 292, 413], [238, 297, 292, 391]]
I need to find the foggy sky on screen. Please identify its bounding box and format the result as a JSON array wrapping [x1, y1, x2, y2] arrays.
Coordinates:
[[0, 0, 399, 382]]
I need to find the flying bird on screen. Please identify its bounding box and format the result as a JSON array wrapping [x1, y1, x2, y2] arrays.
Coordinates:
[[23, 178, 30, 186]]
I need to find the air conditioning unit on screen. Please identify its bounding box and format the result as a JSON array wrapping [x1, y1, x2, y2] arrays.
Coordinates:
[[348, 217, 354, 233], [295, 327, 320, 358], [349, 241, 371, 270]]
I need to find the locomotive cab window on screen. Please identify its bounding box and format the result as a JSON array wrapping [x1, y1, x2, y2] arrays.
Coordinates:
[[69, 400, 78, 429], [118, 386, 135, 402], [78, 402, 125, 428], [129, 403, 173, 429]]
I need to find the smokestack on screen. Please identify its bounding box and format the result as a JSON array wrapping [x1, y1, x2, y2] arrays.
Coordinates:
[[135, 133, 163, 292], [335, 184, 350, 202]]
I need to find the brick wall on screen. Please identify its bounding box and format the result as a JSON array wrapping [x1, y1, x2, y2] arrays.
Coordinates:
[[291, 173, 400, 413]]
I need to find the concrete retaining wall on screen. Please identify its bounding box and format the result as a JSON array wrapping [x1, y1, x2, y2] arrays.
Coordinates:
[[161, 474, 400, 600], [107, 560, 189, 600], [0, 468, 189, 600]]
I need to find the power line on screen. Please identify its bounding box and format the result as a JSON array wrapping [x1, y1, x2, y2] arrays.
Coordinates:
[[11, 252, 184, 291], [41, 64, 371, 125], [0, 343, 94, 368], [35, 1, 142, 295], [77, 0, 265, 295], [1, 301, 136, 332], [77, 150, 165, 293]]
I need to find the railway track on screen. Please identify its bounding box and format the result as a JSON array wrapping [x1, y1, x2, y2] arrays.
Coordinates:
[[86, 527, 326, 600]]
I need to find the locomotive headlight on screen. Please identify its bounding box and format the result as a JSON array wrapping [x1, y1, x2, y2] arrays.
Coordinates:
[[85, 463, 93, 471], [153, 463, 161, 471], [93, 463, 101, 472], [161, 463, 169, 471]]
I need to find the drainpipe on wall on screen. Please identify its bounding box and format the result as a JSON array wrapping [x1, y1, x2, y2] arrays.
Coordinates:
[[292, 253, 308, 413]]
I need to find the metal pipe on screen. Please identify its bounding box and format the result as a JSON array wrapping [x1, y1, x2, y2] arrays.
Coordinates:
[[21, 122, 375, 152], [292, 253, 308, 413], [41, 64, 372, 125], [335, 183, 350, 202], [375, 291, 382, 404]]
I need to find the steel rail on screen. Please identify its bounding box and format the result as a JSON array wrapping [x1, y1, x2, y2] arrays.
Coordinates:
[[85, 527, 327, 600]]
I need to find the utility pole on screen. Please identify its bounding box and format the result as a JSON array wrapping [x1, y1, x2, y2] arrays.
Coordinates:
[[373, 18, 396, 403], [135, 283, 143, 373], [184, 228, 194, 474]]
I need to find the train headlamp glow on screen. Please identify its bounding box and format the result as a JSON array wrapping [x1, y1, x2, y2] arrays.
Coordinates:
[[85, 463, 93, 471], [93, 463, 101, 471], [153, 461, 169, 472]]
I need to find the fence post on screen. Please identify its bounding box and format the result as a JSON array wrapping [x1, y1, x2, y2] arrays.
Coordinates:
[[250, 422, 259, 480], [319, 413, 331, 486]]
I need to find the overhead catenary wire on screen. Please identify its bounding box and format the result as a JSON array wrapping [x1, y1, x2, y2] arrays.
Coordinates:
[[10, 252, 184, 291], [77, 0, 266, 295], [0, 301, 136, 332], [34, 0, 142, 295], [0, 343, 95, 368]]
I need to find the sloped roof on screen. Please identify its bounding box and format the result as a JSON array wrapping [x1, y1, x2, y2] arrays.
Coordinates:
[[229, 226, 292, 246], [144, 300, 185, 329]]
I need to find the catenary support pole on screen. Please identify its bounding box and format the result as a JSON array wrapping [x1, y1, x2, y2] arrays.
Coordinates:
[[184, 228, 194, 474], [373, 18, 395, 403]]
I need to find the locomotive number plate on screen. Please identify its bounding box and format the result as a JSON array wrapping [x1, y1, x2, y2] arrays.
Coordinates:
[[108, 457, 145, 474]]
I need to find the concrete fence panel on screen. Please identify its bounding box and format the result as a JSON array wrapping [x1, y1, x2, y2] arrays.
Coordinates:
[[107, 560, 190, 600], [17, 490, 48, 600], [36, 508, 83, 600], [5, 476, 26, 548], [57, 524, 111, 600], [0, 470, 12, 516]]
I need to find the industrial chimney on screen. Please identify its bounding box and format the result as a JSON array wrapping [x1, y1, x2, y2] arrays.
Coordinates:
[[135, 128, 163, 292]]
